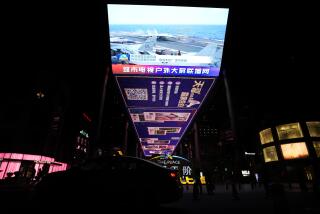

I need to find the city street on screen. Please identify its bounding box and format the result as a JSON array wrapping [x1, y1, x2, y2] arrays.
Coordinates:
[[159, 184, 320, 214], [1, 181, 319, 214], [1, 2, 320, 214]]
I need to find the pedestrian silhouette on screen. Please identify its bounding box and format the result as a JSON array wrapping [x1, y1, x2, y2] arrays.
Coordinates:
[[6, 172, 14, 179], [205, 171, 215, 195], [270, 183, 288, 214], [298, 169, 308, 192], [193, 168, 201, 200], [193, 178, 200, 200], [250, 174, 257, 190], [261, 168, 270, 199], [231, 173, 240, 200]]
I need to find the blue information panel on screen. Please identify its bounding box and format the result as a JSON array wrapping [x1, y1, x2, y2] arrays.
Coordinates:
[[107, 4, 229, 156]]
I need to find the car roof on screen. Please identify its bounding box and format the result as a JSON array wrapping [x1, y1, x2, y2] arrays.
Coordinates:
[[79, 155, 173, 170]]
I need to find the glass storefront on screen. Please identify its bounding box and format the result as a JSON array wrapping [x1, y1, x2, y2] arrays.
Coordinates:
[[276, 122, 303, 140], [263, 146, 279, 162], [307, 121, 320, 137], [313, 141, 320, 157], [259, 128, 274, 145], [281, 142, 309, 160]]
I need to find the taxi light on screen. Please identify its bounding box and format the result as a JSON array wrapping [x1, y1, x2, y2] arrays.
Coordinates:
[[170, 172, 177, 178]]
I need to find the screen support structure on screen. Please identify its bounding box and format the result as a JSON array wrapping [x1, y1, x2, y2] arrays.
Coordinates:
[[92, 67, 111, 157], [223, 69, 240, 199]]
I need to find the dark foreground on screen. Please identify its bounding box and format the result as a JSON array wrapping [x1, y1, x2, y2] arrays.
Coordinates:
[[161, 184, 320, 214], [1, 182, 319, 214]]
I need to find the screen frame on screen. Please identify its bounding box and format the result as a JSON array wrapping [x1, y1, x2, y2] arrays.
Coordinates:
[[104, 0, 231, 156], [104, 0, 232, 67]]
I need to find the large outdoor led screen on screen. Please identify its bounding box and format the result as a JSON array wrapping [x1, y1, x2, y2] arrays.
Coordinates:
[[107, 4, 229, 156]]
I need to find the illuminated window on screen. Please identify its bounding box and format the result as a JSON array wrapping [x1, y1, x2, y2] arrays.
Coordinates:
[[313, 141, 320, 157], [281, 142, 309, 160], [263, 146, 278, 163], [306, 122, 320, 137], [276, 122, 303, 140], [259, 128, 274, 145]]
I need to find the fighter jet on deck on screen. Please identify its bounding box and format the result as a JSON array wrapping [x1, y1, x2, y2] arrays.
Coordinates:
[[110, 35, 224, 67]]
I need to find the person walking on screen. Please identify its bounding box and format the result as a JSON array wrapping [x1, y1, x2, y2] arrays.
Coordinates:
[[193, 168, 201, 200], [205, 171, 215, 195]]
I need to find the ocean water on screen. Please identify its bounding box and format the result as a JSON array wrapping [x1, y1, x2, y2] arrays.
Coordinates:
[[109, 24, 227, 41]]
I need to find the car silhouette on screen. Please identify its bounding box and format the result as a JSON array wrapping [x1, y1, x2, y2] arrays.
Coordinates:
[[32, 155, 183, 211]]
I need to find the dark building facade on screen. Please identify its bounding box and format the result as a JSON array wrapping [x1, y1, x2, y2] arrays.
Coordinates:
[[0, 71, 74, 179], [259, 120, 320, 190]]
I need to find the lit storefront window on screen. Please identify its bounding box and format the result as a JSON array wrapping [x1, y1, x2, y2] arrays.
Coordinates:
[[276, 122, 303, 140], [259, 128, 274, 145], [0, 152, 69, 179], [313, 141, 320, 157], [281, 142, 309, 160], [306, 121, 320, 137], [263, 146, 278, 163]]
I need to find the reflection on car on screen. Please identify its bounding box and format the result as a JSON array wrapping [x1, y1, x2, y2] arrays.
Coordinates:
[[32, 156, 183, 210]]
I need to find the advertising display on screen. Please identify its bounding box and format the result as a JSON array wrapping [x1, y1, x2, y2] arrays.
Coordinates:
[[150, 155, 195, 184], [281, 142, 309, 160], [107, 4, 229, 156], [263, 146, 279, 163], [259, 128, 274, 145]]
